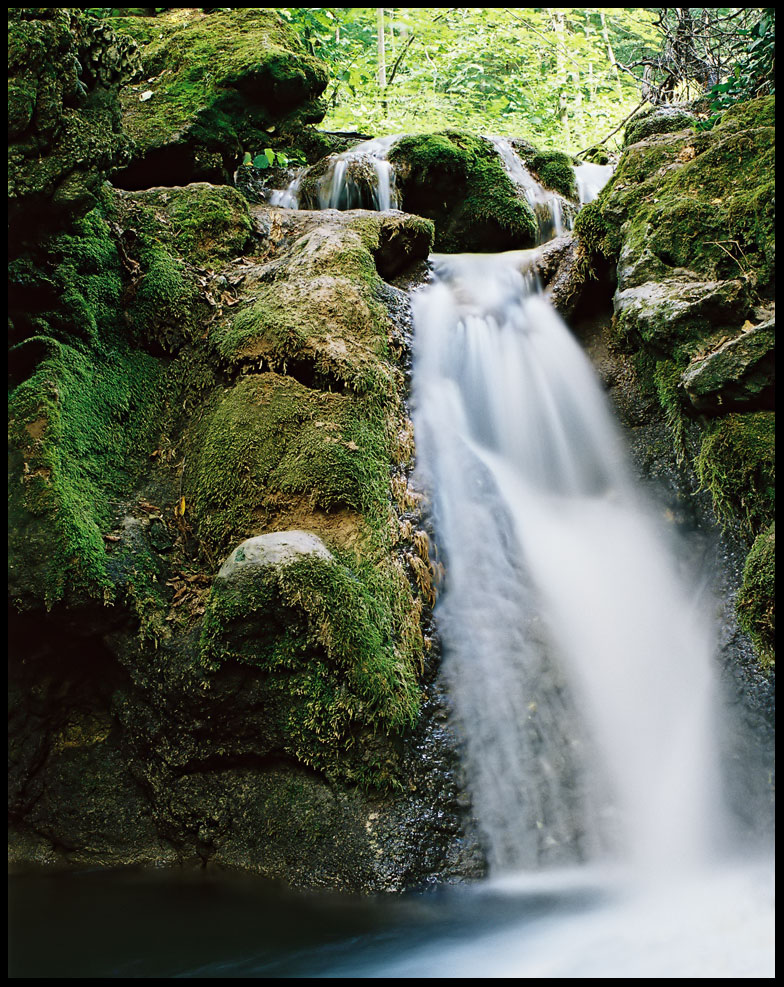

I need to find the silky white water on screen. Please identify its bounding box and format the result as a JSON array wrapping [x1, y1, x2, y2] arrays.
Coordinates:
[[272, 135, 401, 211], [412, 251, 726, 876]]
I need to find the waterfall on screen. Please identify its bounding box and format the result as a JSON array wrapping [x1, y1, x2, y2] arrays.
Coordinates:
[[272, 135, 401, 211], [411, 251, 722, 877], [487, 137, 570, 243], [574, 162, 615, 205]]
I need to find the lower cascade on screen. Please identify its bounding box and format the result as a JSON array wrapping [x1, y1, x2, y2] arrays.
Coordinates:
[[411, 252, 722, 876]]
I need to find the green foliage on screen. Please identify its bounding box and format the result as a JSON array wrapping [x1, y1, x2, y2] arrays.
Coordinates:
[[698, 9, 775, 131], [280, 7, 660, 153]]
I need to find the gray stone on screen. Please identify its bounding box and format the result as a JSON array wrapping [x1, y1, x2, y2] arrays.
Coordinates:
[[217, 530, 333, 581], [682, 316, 775, 412], [614, 275, 748, 350]]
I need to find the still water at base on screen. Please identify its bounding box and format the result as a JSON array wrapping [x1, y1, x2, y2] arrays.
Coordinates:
[[8, 860, 774, 978]]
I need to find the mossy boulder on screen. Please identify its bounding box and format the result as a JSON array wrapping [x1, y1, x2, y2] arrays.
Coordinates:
[[8, 9, 138, 239], [736, 522, 775, 669], [388, 131, 538, 252], [200, 532, 422, 788], [681, 313, 775, 413], [624, 105, 697, 146], [108, 8, 329, 189]]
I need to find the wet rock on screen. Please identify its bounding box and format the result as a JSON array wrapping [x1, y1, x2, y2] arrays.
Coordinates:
[[614, 276, 750, 352], [218, 531, 333, 579], [681, 315, 775, 412], [624, 104, 698, 145]]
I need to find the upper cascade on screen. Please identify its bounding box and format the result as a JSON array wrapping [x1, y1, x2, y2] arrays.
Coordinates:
[[273, 135, 402, 211], [574, 162, 615, 205], [487, 136, 572, 243]]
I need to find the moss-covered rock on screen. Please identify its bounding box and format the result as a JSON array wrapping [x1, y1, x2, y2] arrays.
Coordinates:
[[624, 105, 697, 146], [388, 131, 538, 252], [736, 522, 775, 668], [527, 150, 578, 200], [695, 411, 775, 539], [573, 96, 775, 667], [8, 9, 138, 239], [681, 314, 775, 413], [108, 8, 329, 189], [200, 533, 422, 788], [184, 374, 391, 552]]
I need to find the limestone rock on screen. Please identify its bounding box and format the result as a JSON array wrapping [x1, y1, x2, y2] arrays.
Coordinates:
[[218, 531, 333, 581], [613, 276, 749, 352], [682, 316, 775, 412]]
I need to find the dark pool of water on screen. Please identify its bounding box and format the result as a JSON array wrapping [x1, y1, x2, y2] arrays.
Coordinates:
[[8, 865, 599, 979]]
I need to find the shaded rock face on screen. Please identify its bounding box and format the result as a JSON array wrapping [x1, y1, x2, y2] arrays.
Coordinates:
[[8, 171, 484, 889], [8, 9, 138, 240], [572, 94, 775, 671], [107, 9, 330, 189]]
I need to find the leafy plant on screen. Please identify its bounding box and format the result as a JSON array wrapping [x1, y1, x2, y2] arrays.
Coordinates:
[[697, 9, 775, 131], [242, 148, 291, 170]]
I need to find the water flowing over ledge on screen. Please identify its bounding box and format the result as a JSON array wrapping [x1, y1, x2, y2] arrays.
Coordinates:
[[411, 250, 723, 877]]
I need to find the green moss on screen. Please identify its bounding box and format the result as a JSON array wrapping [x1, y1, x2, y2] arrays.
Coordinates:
[[112, 9, 328, 162], [389, 131, 537, 252], [584, 96, 775, 293], [184, 374, 390, 553], [573, 198, 620, 263], [120, 184, 253, 265], [625, 109, 696, 146], [695, 412, 775, 538], [529, 151, 578, 200], [652, 358, 688, 462], [8, 338, 167, 608], [736, 522, 775, 668], [200, 549, 422, 788]]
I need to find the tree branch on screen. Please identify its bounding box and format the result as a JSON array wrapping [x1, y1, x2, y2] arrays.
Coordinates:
[[577, 98, 649, 157]]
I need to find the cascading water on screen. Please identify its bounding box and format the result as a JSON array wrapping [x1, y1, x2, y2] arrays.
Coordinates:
[[574, 162, 615, 205], [412, 252, 723, 878], [272, 135, 401, 211], [488, 136, 572, 243]]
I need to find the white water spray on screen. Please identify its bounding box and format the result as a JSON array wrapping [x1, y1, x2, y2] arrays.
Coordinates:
[[488, 137, 571, 242], [272, 135, 401, 211], [412, 252, 722, 877], [574, 162, 615, 205]]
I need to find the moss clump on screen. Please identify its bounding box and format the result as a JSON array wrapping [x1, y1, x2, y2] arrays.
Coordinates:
[[625, 108, 696, 146], [8, 9, 135, 237], [695, 412, 775, 538], [389, 131, 537, 252], [573, 197, 620, 262], [122, 184, 254, 266], [529, 151, 578, 200], [8, 339, 167, 608], [200, 550, 422, 788], [184, 375, 390, 554], [584, 95, 775, 295], [736, 522, 775, 668]]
